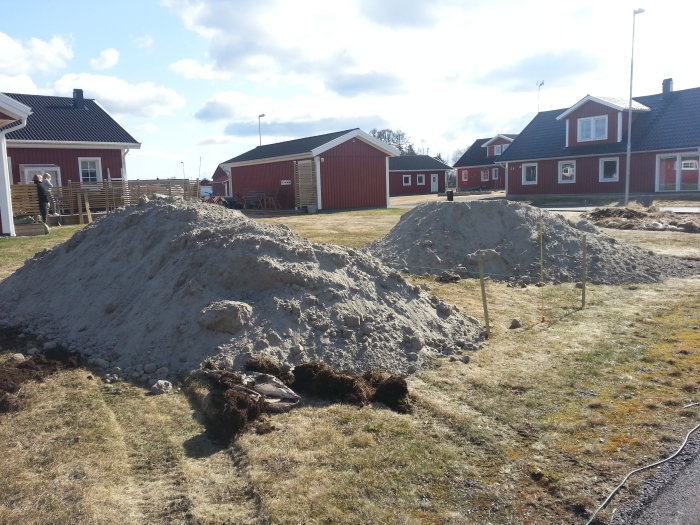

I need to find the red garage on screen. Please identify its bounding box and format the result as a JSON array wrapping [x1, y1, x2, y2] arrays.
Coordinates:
[[218, 128, 399, 211]]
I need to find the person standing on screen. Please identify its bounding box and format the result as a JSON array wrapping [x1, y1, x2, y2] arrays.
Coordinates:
[[41, 173, 58, 216], [33, 174, 50, 224]]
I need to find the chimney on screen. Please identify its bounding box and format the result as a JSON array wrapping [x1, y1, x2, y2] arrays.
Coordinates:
[[73, 88, 85, 109], [662, 78, 673, 99]]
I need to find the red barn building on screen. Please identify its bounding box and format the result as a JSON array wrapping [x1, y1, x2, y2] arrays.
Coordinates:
[[453, 134, 517, 191], [0, 89, 140, 235], [498, 79, 700, 197], [388, 155, 451, 195], [219, 128, 399, 211]]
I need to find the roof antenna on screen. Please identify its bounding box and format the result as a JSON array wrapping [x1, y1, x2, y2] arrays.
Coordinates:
[[536, 80, 545, 113]]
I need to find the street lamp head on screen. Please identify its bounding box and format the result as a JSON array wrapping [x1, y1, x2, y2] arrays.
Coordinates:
[[258, 113, 265, 118], [634, 8, 645, 15]]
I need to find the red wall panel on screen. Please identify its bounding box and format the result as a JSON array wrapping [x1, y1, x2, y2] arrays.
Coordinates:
[[230, 159, 297, 209], [7, 147, 124, 184], [505, 151, 675, 195], [389, 171, 447, 195], [320, 138, 388, 210], [457, 165, 505, 190]]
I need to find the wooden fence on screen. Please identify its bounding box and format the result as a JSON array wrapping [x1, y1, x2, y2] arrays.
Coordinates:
[[10, 179, 201, 222]]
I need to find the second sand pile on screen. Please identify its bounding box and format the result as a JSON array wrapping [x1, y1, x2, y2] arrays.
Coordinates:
[[367, 200, 699, 285], [0, 198, 482, 385]]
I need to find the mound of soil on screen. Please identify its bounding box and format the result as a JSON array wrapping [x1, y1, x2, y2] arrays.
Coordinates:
[[0, 345, 79, 413], [585, 206, 700, 233], [367, 201, 700, 285], [0, 197, 481, 385]]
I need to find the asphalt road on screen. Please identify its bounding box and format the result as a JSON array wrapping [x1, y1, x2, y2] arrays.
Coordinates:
[[610, 424, 700, 525]]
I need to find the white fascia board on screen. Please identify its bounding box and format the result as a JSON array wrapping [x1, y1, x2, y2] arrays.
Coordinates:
[[557, 95, 650, 120], [220, 152, 313, 170], [7, 140, 141, 149], [0, 94, 32, 120], [482, 134, 516, 147], [312, 129, 401, 157]]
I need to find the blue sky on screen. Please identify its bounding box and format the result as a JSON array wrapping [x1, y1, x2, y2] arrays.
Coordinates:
[[2, 0, 699, 179]]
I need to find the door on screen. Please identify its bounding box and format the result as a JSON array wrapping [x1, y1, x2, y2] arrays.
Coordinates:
[[430, 173, 438, 192], [657, 154, 700, 191]]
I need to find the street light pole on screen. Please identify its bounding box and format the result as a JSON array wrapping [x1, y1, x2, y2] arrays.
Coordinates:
[[258, 114, 265, 146], [624, 8, 645, 206]]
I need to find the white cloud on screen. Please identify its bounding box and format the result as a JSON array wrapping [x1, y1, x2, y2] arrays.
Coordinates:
[[0, 32, 73, 74], [90, 48, 120, 70], [51, 73, 186, 118], [133, 35, 154, 49], [136, 122, 159, 134], [0, 74, 39, 94], [169, 59, 232, 80]]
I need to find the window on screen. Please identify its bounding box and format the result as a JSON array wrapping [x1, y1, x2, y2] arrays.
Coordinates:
[[481, 169, 490, 182], [461, 170, 468, 182], [402, 174, 411, 186], [558, 160, 576, 183], [501, 143, 509, 152], [522, 163, 537, 185], [79, 157, 102, 183], [577, 115, 607, 142], [599, 157, 619, 182], [417, 174, 425, 185], [492, 168, 499, 180], [682, 160, 699, 170], [493, 144, 502, 155]]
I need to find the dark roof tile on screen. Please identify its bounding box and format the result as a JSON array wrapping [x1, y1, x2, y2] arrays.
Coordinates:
[[2, 92, 139, 145], [499, 86, 700, 162], [222, 129, 357, 164], [389, 155, 451, 171]]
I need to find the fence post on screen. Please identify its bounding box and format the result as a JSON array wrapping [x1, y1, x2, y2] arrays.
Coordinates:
[[581, 234, 587, 309], [478, 251, 491, 338]]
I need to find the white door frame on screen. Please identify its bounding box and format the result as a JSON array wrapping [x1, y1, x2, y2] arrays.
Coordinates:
[[430, 173, 438, 192]]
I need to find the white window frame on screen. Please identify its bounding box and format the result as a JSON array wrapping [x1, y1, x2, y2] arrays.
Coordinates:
[[599, 157, 619, 183], [522, 163, 538, 185], [558, 160, 576, 184], [78, 157, 103, 183], [402, 174, 411, 186], [491, 167, 499, 180], [681, 160, 698, 170], [481, 169, 489, 182], [577, 115, 608, 142], [461, 170, 468, 182], [501, 143, 509, 152], [416, 173, 425, 185], [19, 164, 62, 186], [493, 144, 502, 155]]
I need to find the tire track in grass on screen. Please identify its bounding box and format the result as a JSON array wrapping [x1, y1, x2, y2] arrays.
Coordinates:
[[101, 383, 261, 524]]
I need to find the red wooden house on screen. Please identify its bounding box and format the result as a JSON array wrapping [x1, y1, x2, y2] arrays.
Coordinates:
[[218, 128, 399, 211], [453, 134, 517, 191], [388, 155, 451, 195], [0, 89, 140, 235], [498, 79, 700, 197]]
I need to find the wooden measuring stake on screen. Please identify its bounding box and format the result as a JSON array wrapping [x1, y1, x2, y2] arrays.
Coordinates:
[[581, 234, 587, 308], [478, 251, 490, 338]]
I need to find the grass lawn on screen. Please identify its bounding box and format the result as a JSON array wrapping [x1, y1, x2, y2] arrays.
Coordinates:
[[1, 208, 698, 524]]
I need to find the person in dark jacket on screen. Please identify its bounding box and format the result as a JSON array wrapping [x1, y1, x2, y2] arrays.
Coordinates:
[[33, 174, 50, 223]]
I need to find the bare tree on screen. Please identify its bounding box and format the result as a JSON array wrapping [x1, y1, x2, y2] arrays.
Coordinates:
[[451, 147, 467, 164]]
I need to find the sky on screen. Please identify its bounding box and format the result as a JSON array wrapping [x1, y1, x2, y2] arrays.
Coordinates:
[[2, 0, 699, 179]]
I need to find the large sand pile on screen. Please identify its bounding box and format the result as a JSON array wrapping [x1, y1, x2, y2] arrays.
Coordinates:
[[367, 201, 700, 285], [0, 198, 482, 384]]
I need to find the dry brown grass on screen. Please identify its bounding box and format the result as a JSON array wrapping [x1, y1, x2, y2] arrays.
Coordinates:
[[1, 207, 699, 524]]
